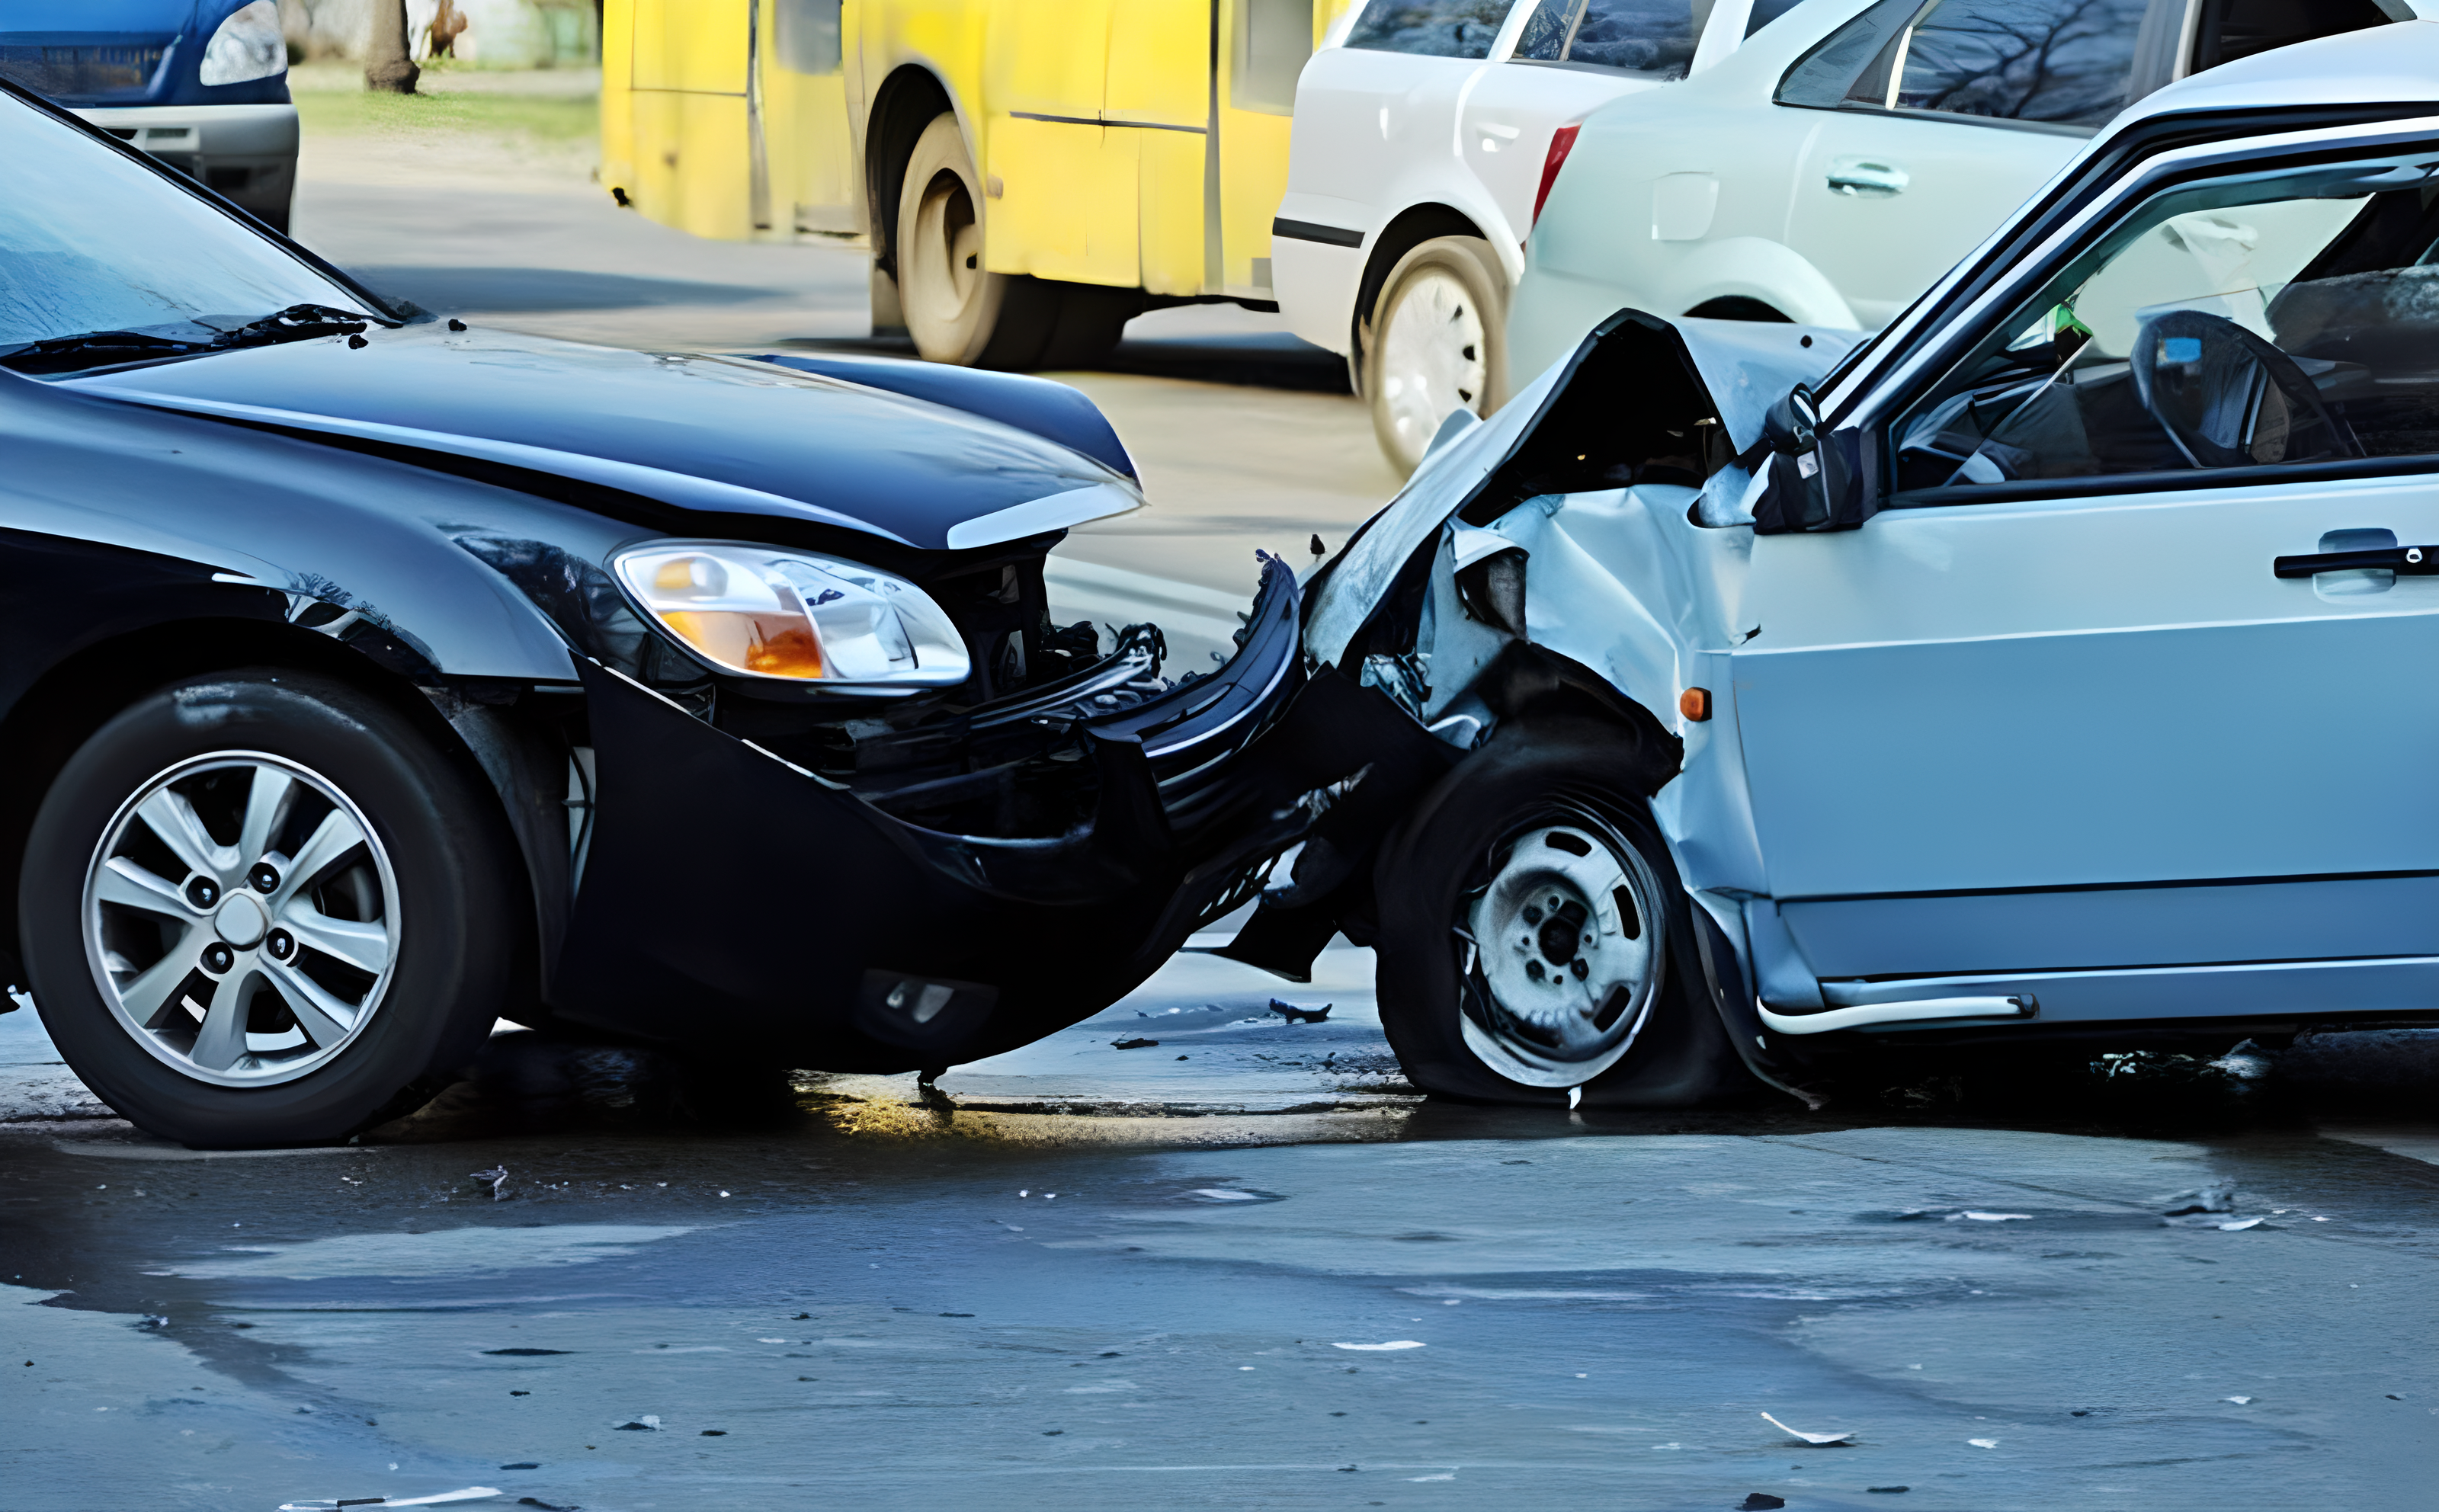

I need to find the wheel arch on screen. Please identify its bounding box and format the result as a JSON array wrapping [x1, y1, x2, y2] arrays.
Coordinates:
[[1665, 235, 1860, 330], [0, 617, 553, 1015], [1350, 203, 1493, 389], [864, 63, 961, 280]]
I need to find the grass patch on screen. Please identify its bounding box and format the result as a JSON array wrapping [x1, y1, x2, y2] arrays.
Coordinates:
[[293, 86, 597, 143]]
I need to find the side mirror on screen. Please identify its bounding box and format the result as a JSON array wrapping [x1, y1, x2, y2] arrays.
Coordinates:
[[1764, 384, 1820, 455]]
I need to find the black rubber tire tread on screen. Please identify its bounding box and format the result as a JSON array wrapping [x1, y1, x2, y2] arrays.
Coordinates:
[[21, 670, 519, 1148], [1372, 720, 1747, 1107]]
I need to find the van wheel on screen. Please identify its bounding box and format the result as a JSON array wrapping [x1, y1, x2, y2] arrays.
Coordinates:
[[1364, 235, 1507, 476], [896, 114, 1061, 368], [1372, 726, 1745, 1106], [20, 671, 519, 1148]]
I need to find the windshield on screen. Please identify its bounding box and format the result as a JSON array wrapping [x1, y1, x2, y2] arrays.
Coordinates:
[[0, 92, 372, 370]]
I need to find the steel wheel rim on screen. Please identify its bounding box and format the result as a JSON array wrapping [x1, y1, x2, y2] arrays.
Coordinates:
[[1457, 807, 1663, 1088], [908, 170, 982, 333], [82, 751, 402, 1088], [1379, 267, 1488, 464]]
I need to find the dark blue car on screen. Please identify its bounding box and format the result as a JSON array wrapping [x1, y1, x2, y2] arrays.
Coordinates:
[[0, 0, 295, 229]]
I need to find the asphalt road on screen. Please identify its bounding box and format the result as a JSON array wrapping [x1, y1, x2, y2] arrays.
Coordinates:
[[7, 82, 2439, 1512]]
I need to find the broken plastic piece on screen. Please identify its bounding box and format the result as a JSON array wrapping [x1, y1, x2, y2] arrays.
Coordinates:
[[470, 1167, 508, 1201], [1332, 1341, 1425, 1350], [277, 1491, 502, 1510], [1759, 1411, 1853, 1445], [1739, 1496, 1787, 1510], [1111, 1036, 1159, 1049], [1268, 999, 1331, 1024]]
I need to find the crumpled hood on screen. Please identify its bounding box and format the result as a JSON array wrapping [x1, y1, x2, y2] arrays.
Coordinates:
[[1305, 312, 1857, 665], [60, 324, 1141, 550]]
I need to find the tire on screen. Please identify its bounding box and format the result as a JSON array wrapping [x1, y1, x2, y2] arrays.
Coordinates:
[[21, 670, 520, 1148], [896, 114, 1057, 369], [1372, 723, 1746, 1107], [1364, 235, 1507, 478]]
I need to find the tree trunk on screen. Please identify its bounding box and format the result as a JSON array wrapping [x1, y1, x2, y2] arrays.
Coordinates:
[[364, 0, 420, 94]]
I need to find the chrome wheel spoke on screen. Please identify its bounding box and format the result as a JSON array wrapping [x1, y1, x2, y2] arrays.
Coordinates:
[[275, 807, 367, 904], [93, 856, 191, 921], [188, 967, 254, 1072], [135, 789, 223, 879], [262, 959, 354, 1047], [237, 765, 296, 871], [277, 900, 393, 975]]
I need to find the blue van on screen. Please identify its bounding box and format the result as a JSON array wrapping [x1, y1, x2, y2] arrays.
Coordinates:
[[0, 1, 294, 230]]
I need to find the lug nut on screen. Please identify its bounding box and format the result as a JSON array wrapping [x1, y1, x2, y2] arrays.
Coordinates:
[[184, 876, 219, 909], [265, 929, 295, 962], [248, 863, 279, 893], [202, 943, 234, 974]]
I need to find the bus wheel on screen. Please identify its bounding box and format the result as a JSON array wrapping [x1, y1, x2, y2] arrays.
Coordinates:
[[896, 114, 1056, 367]]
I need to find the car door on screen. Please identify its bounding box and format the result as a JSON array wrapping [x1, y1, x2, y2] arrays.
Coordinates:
[[1777, 0, 2182, 329], [1732, 131, 2439, 1023], [1454, 0, 1696, 245]]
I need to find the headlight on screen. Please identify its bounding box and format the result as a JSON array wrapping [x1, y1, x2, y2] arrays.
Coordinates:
[[200, 1, 287, 86], [612, 543, 973, 689]]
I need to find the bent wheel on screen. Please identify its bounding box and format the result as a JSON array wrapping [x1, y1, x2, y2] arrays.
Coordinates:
[[1365, 235, 1507, 477], [21, 671, 518, 1147], [1373, 726, 1745, 1106]]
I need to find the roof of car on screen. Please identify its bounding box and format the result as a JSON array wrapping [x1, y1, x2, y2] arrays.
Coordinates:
[[2121, 14, 2439, 126]]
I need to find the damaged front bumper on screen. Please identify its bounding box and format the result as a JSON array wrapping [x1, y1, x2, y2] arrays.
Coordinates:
[[547, 553, 1342, 1068]]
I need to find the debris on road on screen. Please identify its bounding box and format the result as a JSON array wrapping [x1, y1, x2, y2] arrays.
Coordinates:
[[471, 1167, 510, 1201], [2224, 1395, 2254, 1405], [1867, 1487, 1911, 1494], [482, 1348, 568, 1357], [1949, 1211, 2032, 1222], [613, 1414, 660, 1430], [2216, 1216, 2265, 1231], [136, 1314, 168, 1329], [1332, 1341, 1425, 1350], [1759, 1411, 1853, 1445], [1739, 1495, 1787, 1510], [1111, 1038, 1159, 1050], [1968, 1437, 1999, 1448], [2165, 1180, 2237, 1216], [1269, 1000, 1332, 1024]]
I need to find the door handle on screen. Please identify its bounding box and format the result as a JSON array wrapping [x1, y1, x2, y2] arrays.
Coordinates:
[[1825, 156, 1908, 197], [2273, 545, 2439, 577]]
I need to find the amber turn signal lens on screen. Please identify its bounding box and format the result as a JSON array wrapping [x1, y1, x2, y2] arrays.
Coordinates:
[[1679, 687, 1711, 722]]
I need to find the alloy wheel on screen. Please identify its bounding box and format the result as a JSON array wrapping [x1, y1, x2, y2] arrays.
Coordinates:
[[82, 751, 400, 1088]]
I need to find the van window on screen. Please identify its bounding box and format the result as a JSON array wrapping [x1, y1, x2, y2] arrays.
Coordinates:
[[1344, 0, 1515, 59], [2189, 0, 2393, 74], [1514, 0, 1700, 78]]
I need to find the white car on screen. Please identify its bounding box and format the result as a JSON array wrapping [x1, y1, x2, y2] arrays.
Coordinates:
[[1271, 0, 1813, 475], [1509, 0, 2416, 385]]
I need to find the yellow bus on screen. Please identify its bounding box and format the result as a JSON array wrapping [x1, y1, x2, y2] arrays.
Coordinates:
[[602, 1, 1349, 368]]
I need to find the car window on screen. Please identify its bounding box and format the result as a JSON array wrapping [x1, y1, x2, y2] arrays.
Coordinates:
[[1891, 154, 2439, 495], [1344, 0, 1516, 59], [1778, 0, 2178, 130], [0, 99, 367, 363], [1746, 0, 1806, 37], [2190, 0, 2393, 74], [1513, 0, 1699, 78]]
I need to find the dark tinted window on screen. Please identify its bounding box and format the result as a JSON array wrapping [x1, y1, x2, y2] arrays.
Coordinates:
[[1774, 0, 1918, 108], [2191, 0, 2391, 72], [774, 0, 841, 75], [1746, 0, 1808, 36], [1345, 0, 1514, 59], [1514, 0, 1698, 76]]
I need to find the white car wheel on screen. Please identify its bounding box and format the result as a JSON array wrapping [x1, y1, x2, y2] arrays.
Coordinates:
[[1366, 236, 1506, 476]]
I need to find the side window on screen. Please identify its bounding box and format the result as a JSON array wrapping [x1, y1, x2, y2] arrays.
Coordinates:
[[1344, 0, 1517, 59], [1891, 158, 2439, 495], [2191, 0, 2393, 74], [1235, 0, 1316, 114], [1778, 0, 2171, 128], [1513, 0, 1699, 78], [774, 0, 842, 75]]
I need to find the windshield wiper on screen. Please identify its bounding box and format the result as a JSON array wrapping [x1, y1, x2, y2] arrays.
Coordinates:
[[0, 303, 377, 375]]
